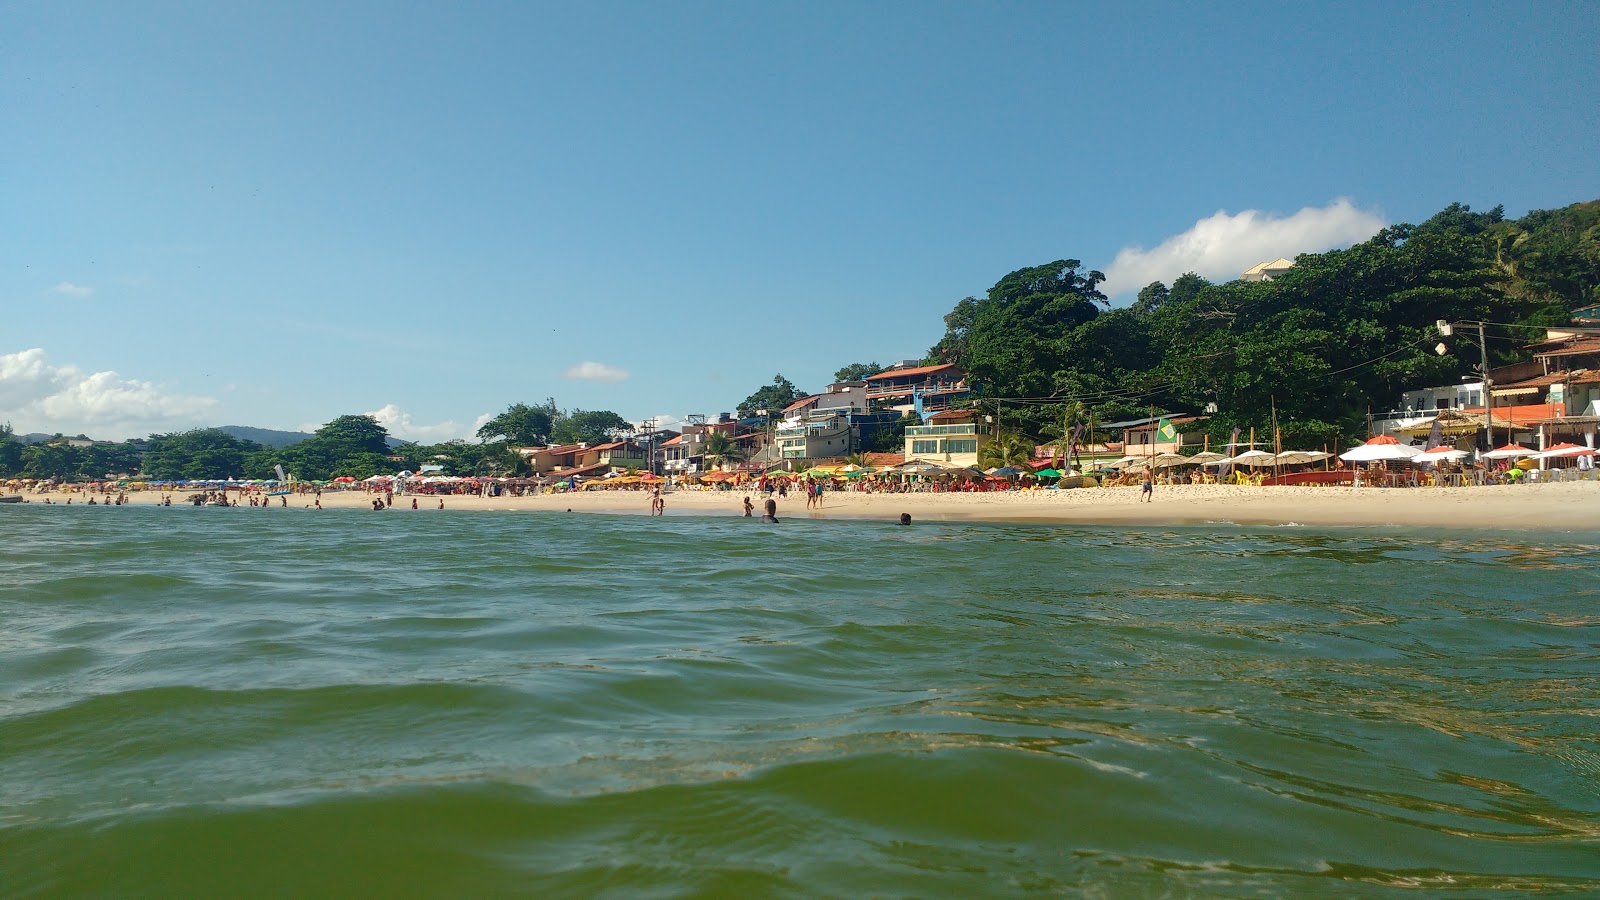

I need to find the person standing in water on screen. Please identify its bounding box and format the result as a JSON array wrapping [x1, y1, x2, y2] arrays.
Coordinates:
[[760, 498, 779, 523], [742, 496, 753, 517]]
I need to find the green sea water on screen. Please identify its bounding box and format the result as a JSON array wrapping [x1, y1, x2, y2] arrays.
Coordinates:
[[3, 506, 1598, 897]]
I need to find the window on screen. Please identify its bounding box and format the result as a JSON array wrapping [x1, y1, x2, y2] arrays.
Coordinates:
[[911, 440, 938, 455], [943, 439, 977, 454]]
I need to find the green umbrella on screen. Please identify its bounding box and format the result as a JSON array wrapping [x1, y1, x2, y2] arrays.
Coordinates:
[[1034, 468, 1063, 478]]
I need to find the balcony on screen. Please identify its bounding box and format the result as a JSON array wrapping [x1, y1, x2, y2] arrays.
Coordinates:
[[905, 424, 992, 437], [866, 380, 967, 399]]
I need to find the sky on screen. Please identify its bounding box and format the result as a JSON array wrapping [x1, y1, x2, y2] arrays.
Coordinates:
[[4, 1, 1598, 442]]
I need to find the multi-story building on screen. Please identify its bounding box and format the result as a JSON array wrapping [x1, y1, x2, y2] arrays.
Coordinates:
[[863, 362, 969, 415], [903, 409, 992, 467]]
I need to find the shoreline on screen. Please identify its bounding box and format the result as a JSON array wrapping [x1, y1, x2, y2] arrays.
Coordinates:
[[36, 481, 1600, 531]]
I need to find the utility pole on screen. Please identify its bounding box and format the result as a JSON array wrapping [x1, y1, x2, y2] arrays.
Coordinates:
[[1478, 321, 1495, 447]]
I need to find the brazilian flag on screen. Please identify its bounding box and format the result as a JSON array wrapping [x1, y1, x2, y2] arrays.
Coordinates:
[[1156, 418, 1177, 442]]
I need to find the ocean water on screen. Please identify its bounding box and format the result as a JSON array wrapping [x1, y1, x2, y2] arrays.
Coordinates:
[[3, 506, 1598, 897]]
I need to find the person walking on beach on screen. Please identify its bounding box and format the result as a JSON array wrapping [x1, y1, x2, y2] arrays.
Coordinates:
[[1140, 472, 1153, 502]]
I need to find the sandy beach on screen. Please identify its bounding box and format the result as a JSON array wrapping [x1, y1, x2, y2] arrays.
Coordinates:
[[87, 481, 1600, 530]]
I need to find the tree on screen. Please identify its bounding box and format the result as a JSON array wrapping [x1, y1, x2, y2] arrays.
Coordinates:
[[309, 415, 391, 457], [702, 431, 746, 469], [0, 423, 23, 477], [736, 375, 805, 419], [979, 432, 1034, 469], [477, 402, 554, 446], [832, 361, 882, 383], [549, 409, 629, 445], [862, 413, 916, 454], [144, 429, 262, 480]]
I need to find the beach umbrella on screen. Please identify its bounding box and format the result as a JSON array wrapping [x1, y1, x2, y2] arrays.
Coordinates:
[[1109, 455, 1145, 469], [989, 466, 1025, 477], [1413, 447, 1470, 464], [1226, 449, 1280, 467], [1532, 442, 1597, 460], [1273, 450, 1330, 465], [1148, 452, 1189, 468], [1480, 443, 1538, 460], [1187, 451, 1230, 466], [1034, 468, 1063, 478], [1338, 436, 1421, 463]]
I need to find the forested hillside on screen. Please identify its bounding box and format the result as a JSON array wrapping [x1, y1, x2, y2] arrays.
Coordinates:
[[928, 201, 1600, 445]]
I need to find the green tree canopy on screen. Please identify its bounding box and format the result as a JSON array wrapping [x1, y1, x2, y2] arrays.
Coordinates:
[[736, 375, 805, 418], [832, 361, 882, 383], [477, 402, 554, 446], [549, 409, 629, 445]]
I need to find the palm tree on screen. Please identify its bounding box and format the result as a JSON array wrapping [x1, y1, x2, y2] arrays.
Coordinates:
[[1039, 401, 1089, 470], [979, 432, 1034, 469], [703, 431, 746, 470]]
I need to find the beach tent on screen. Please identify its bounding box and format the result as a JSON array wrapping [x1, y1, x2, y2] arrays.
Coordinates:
[[1481, 443, 1538, 460], [1338, 436, 1421, 463]]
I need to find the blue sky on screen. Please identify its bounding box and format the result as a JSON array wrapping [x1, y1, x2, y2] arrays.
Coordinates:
[[4, 2, 1597, 441]]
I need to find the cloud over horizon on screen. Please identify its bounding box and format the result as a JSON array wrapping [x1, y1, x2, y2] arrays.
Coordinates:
[[0, 347, 217, 438], [563, 361, 630, 383], [363, 403, 491, 443], [1099, 199, 1387, 297], [50, 282, 94, 298]]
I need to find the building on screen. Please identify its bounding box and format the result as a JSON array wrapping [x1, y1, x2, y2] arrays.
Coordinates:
[[517, 440, 646, 476], [903, 409, 992, 467], [864, 362, 970, 415], [1106, 414, 1208, 455], [773, 407, 897, 462], [1240, 258, 1295, 282], [1400, 380, 1485, 413]]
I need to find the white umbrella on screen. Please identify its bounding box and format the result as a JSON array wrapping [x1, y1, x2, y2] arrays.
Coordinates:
[[1481, 443, 1538, 460], [1226, 449, 1279, 467], [1413, 447, 1470, 464], [1273, 450, 1330, 465], [1110, 455, 1146, 469], [1339, 436, 1421, 463], [1186, 451, 1230, 466], [1148, 452, 1190, 468]]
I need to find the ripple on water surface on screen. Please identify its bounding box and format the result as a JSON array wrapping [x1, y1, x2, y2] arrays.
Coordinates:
[[2, 506, 1598, 895]]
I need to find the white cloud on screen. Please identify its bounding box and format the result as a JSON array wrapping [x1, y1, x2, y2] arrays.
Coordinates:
[[1099, 199, 1387, 297], [0, 348, 216, 438], [563, 361, 630, 383], [365, 403, 490, 443], [631, 413, 687, 432], [51, 281, 94, 298]]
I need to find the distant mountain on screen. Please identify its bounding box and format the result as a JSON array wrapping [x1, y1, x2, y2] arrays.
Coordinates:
[[18, 433, 59, 445], [218, 425, 412, 449], [218, 425, 313, 448]]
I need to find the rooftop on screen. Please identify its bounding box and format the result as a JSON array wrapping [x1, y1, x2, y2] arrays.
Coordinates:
[[864, 363, 963, 381]]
